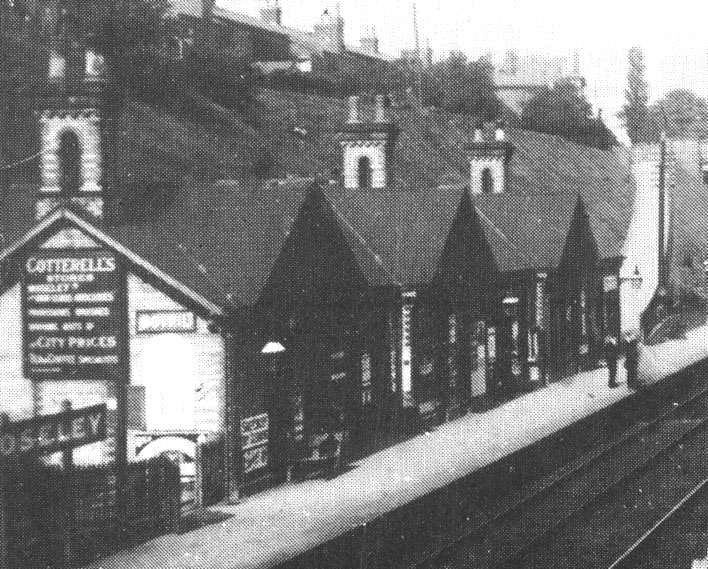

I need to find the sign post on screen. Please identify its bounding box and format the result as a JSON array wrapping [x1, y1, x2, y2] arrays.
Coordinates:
[[0, 404, 107, 569], [0, 414, 8, 569], [61, 401, 75, 567]]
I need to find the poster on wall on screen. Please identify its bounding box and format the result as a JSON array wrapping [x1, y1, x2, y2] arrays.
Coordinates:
[[241, 413, 269, 474], [23, 250, 123, 379]]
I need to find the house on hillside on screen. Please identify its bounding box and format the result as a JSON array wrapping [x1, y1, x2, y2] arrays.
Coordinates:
[[494, 50, 587, 116], [170, 0, 391, 78]]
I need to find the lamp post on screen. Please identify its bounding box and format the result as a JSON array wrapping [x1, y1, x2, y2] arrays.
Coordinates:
[[703, 260, 708, 322], [260, 341, 289, 482], [502, 295, 521, 391]]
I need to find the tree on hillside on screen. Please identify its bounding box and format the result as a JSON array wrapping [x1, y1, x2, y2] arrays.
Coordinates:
[[618, 47, 651, 144], [85, 0, 177, 92], [424, 52, 501, 120], [521, 80, 617, 150], [648, 89, 708, 140]]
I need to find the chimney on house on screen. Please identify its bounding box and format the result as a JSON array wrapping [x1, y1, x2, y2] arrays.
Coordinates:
[[260, 0, 282, 26], [360, 26, 379, 55], [494, 121, 506, 141], [347, 95, 360, 123], [313, 4, 346, 54], [473, 120, 484, 143], [374, 95, 387, 123]]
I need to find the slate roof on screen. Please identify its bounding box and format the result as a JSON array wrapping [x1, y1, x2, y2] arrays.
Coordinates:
[[471, 193, 582, 273], [504, 128, 633, 262], [0, 180, 315, 310], [0, 185, 38, 249], [1, 86, 645, 309], [107, 180, 318, 308], [325, 187, 466, 287]]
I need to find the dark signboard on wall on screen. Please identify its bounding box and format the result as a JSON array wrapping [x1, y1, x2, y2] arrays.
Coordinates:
[[23, 250, 123, 379]]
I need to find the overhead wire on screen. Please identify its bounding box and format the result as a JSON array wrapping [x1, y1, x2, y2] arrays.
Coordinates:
[[0, 150, 45, 170]]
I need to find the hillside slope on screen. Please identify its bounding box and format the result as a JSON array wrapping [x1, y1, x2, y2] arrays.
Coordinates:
[[3, 86, 636, 265]]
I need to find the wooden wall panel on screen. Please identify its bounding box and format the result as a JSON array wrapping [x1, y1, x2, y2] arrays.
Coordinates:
[[127, 275, 225, 435]]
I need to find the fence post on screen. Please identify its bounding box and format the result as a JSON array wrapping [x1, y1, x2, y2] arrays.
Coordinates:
[[61, 401, 75, 568], [173, 459, 182, 534], [0, 413, 9, 569], [194, 435, 204, 510]]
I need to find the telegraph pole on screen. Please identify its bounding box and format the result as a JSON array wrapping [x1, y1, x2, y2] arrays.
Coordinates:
[[657, 132, 667, 289]]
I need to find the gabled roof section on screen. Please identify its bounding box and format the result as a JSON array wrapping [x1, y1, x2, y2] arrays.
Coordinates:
[[472, 193, 582, 273], [325, 187, 466, 287], [0, 179, 316, 312], [505, 128, 634, 261], [0, 209, 224, 317], [104, 180, 313, 308]]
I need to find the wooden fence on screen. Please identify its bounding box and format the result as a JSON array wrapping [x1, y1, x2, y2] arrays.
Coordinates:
[[3, 456, 180, 568]]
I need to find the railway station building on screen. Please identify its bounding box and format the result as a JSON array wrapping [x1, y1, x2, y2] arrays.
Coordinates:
[[6, 4, 708, 499]]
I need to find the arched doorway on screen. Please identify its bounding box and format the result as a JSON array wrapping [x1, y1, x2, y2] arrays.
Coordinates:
[[358, 156, 372, 189], [481, 168, 494, 194], [58, 130, 82, 196]]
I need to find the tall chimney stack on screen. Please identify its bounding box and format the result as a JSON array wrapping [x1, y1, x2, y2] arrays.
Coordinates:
[[347, 96, 360, 123]]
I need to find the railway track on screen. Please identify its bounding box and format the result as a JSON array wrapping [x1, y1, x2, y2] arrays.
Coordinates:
[[507, 423, 708, 569], [606, 476, 708, 569], [408, 364, 708, 569]]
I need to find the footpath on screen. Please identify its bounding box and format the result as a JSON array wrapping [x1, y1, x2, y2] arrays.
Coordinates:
[[86, 325, 708, 569]]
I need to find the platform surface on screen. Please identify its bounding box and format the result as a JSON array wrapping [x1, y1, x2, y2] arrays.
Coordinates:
[[85, 326, 708, 569]]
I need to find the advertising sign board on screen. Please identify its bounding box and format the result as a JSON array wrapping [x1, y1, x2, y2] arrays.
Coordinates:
[[23, 250, 123, 379], [241, 414, 269, 474]]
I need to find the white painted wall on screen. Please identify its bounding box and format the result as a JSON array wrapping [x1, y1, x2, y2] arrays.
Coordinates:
[[620, 144, 670, 334], [128, 275, 225, 437], [0, 227, 226, 465]]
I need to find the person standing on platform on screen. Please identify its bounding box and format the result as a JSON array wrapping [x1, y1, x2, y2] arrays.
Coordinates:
[[624, 333, 640, 390], [603, 335, 619, 388]]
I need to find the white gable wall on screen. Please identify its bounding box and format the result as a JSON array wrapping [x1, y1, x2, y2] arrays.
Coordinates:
[[0, 225, 226, 465], [128, 274, 224, 437]]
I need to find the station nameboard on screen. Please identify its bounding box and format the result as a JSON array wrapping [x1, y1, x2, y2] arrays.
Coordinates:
[[23, 250, 123, 379], [0, 403, 107, 459]]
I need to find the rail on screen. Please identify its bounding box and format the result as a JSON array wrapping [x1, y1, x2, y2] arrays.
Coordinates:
[[410, 362, 708, 569]]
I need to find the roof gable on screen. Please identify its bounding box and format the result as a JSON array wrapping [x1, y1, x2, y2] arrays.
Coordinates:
[[104, 180, 313, 308], [0, 210, 224, 317], [325, 187, 466, 287], [473, 192, 581, 272]]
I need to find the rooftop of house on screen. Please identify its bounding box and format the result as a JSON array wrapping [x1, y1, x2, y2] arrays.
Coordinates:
[[171, 0, 392, 62]]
